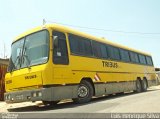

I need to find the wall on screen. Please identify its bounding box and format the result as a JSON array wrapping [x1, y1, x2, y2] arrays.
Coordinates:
[[0, 59, 9, 101]]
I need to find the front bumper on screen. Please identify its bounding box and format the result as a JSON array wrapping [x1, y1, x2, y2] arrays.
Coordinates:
[[5, 89, 43, 103], [4, 85, 78, 103]]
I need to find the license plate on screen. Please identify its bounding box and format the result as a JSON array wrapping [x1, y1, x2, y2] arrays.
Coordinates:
[[16, 95, 24, 100]]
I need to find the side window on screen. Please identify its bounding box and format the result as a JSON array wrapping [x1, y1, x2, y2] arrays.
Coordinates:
[[92, 41, 108, 59], [101, 44, 108, 59], [139, 54, 147, 64], [120, 49, 130, 62], [83, 38, 93, 56], [130, 52, 139, 63], [92, 41, 102, 58], [69, 34, 79, 54], [146, 56, 153, 66], [53, 31, 69, 65], [69, 34, 92, 56], [108, 46, 120, 60]]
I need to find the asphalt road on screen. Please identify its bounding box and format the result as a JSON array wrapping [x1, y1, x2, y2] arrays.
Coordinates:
[[1, 86, 160, 118]]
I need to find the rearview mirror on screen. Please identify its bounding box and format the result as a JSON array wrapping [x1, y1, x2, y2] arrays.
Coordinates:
[[53, 36, 58, 48]]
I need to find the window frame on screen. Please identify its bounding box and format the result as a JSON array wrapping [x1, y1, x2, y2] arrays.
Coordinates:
[[52, 31, 69, 65], [129, 51, 140, 64], [146, 56, 153, 66], [108, 45, 121, 61], [8, 30, 50, 71], [100, 43, 108, 59], [68, 33, 153, 66], [139, 54, 147, 65], [120, 49, 131, 62], [92, 41, 102, 58], [69, 34, 93, 57]]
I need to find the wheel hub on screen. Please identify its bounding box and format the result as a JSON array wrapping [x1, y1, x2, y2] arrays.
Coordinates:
[[78, 85, 88, 98]]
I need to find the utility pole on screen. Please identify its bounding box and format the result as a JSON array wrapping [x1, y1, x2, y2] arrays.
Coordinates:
[[3, 42, 6, 59]]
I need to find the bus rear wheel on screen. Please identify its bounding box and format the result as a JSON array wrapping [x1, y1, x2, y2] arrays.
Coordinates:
[[142, 79, 148, 92], [73, 80, 93, 104], [135, 79, 142, 93]]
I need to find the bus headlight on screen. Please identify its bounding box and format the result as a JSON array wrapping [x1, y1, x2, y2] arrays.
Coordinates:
[[32, 91, 42, 97], [38, 92, 42, 97], [33, 92, 37, 97], [5, 95, 8, 100], [8, 95, 11, 100]]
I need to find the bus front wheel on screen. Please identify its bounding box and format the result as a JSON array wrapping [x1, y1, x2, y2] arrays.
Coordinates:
[[73, 80, 94, 104]]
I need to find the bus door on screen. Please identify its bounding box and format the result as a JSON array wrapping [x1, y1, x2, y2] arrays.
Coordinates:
[[52, 31, 72, 84]]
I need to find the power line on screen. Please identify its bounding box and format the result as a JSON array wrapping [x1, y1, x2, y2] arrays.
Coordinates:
[[45, 20, 160, 35]]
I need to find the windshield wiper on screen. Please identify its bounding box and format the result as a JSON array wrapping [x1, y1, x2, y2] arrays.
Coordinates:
[[14, 56, 21, 69], [22, 47, 31, 69], [22, 55, 31, 69], [8, 55, 21, 72], [8, 58, 16, 72]]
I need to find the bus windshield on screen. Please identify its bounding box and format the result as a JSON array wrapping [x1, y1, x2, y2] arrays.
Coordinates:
[[8, 30, 49, 72]]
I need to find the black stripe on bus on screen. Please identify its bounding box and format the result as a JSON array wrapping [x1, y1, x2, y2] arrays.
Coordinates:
[[43, 80, 136, 88], [72, 70, 154, 74]]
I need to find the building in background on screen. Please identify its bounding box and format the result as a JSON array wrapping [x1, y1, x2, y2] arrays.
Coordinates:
[[0, 58, 9, 101]]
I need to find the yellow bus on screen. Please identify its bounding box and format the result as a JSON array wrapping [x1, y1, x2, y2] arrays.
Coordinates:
[[5, 24, 157, 105]]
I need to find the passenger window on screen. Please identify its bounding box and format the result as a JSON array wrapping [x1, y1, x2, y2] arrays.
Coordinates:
[[53, 31, 69, 65], [92, 41, 102, 58], [146, 56, 153, 66], [108, 46, 120, 60], [130, 52, 139, 63], [101, 44, 108, 59], [139, 54, 147, 64], [69, 34, 79, 54], [120, 49, 130, 62], [69, 34, 93, 56]]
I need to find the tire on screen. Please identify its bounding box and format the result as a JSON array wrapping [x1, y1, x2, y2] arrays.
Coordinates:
[[135, 79, 142, 93], [73, 80, 94, 104], [142, 79, 148, 92], [43, 101, 59, 106]]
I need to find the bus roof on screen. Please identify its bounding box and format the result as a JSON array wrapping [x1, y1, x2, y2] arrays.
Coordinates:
[[14, 24, 151, 56]]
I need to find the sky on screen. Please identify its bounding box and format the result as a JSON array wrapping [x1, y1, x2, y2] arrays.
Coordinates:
[[0, 0, 160, 67]]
